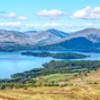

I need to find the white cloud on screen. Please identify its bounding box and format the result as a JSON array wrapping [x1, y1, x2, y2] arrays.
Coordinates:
[[18, 16, 27, 21], [8, 13, 16, 18], [72, 6, 100, 20], [0, 22, 40, 29], [86, 23, 94, 26], [24, 23, 40, 27], [37, 9, 66, 19], [0, 22, 21, 27], [0, 22, 65, 31], [0, 12, 28, 21], [0, 12, 16, 19], [43, 22, 61, 27], [0, 11, 28, 22], [0, 22, 95, 32]]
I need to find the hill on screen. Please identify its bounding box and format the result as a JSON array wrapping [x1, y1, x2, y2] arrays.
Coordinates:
[[39, 28, 100, 52], [1, 28, 100, 52], [0, 64, 100, 100], [0, 29, 68, 51]]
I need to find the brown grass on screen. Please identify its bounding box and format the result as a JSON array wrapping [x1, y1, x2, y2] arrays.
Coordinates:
[[0, 69, 100, 100]]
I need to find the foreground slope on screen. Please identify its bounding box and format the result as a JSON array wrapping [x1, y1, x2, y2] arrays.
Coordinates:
[[0, 69, 100, 100]]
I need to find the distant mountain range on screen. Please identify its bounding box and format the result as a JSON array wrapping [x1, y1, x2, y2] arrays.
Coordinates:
[[37, 28, 100, 52], [0, 28, 100, 52], [0, 29, 68, 51]]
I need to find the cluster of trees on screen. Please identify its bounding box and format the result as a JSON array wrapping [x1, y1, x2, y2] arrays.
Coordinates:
[[12, 60, 100, 80], [0, 82, 29, 89], [0, 60, 100, 89], [0, 78, 68, 89]]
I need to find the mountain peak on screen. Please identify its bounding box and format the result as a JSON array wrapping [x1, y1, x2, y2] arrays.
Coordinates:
[[46, 28, 59, 32], [46, 28, 69, 38]]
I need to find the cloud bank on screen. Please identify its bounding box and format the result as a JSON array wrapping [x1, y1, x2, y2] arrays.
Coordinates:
[[72, 6, 100, 20], [37, 10, 66, 19]]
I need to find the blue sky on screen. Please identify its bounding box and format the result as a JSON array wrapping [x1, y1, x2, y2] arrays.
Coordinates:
[[0, 0, 100, 32]]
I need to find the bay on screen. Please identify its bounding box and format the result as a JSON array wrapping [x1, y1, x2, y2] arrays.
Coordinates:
[[0, 51, 100, 78]]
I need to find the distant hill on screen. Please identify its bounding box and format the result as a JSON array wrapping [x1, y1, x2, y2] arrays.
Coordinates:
[[39, 28, 100, 52], [1, 28, 100, 52], [24, 29, 69, 46], [65, 28, 100, 43], [0, 29, 68, 51]]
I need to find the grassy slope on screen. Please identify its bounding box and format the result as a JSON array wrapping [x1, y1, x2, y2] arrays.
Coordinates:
[[0, 69, 100, 100]]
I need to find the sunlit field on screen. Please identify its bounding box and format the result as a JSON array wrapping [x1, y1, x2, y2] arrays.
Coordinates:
[[0, 69, 100, 100]]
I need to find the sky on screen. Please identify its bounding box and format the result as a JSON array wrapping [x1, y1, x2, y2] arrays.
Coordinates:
[[0, 0, 100, 32]]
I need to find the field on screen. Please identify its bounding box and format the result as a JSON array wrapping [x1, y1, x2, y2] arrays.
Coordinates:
[[0, 69, 100, 100]]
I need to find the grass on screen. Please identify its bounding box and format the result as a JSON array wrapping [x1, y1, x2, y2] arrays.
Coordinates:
[[0, 69, 100, 100], [39, 73, 76, 82]]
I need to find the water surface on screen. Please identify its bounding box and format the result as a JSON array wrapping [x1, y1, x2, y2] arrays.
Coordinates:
[[0, 51, 100, 78]]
